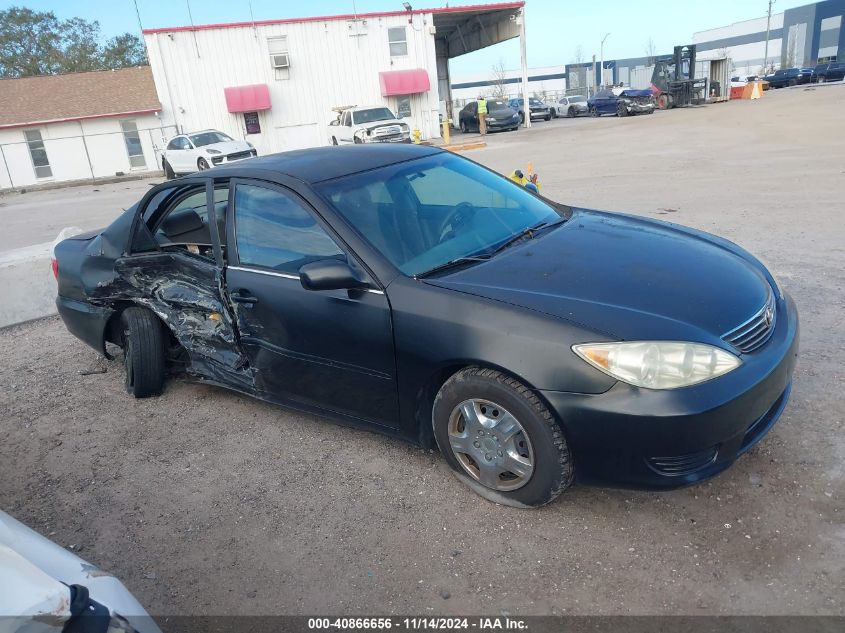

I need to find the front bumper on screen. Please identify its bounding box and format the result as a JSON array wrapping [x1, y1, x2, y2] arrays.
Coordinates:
[[487, 118, 520, 130], [210, 149, 258, 165], [625, 103, 655, 114], [542, 292, 799, 489], [529, 109, 550, 119]]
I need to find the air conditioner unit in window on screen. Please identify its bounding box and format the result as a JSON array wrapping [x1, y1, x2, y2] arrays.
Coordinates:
[[271, 53, 290, 68]]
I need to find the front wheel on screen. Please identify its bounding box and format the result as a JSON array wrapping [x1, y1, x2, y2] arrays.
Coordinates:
[[197, 157, 210, 171], [617, 102, 628, 117], [518, 112, 525, 125], [589, 106, 599, 117], [121, 307, 166, 398], [818, 76, 826, 83], [544, 114, 551, 121], [433, 367, 574, 507]]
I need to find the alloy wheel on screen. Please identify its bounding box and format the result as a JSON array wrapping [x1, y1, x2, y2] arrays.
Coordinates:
[[447, 398, 534, 491]]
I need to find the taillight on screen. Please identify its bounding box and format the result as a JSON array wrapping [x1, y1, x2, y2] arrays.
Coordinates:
[[51, 258, 58, 280]]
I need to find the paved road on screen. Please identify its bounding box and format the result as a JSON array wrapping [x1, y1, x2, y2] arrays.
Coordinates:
[[1, 85, 843, 616]]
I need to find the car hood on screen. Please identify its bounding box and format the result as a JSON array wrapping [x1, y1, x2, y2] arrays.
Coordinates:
[[199, 140, 251, 154], [357, 120, 405, 132], [619, 89, 654, 98], [425, 209, 771, 344]]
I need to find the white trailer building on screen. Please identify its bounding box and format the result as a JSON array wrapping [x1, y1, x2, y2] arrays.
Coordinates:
[[0, 67, 165, 190], [141, 2, 531, 155]]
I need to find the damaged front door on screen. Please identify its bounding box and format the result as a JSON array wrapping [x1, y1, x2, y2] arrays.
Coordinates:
[[117, 179, 253, 389], [224, 179, 400, 428]]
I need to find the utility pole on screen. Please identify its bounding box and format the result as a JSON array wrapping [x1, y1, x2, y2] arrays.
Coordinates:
[[600, 33, 610, 89], [519, 8, 531, 129], [763, 0, 776, 73]]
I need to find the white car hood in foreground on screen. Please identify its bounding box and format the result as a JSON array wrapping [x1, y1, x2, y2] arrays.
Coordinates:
[[0, 511, 160, 633]]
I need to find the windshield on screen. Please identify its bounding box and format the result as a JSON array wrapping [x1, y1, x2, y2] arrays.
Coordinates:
[[190, 131, 234, 147], [570, 95, 587, 103], [529, 98, 544, 106], [316, 153, 562, 276], [489, 100, 509, 109], [353, 108, 397, 124]]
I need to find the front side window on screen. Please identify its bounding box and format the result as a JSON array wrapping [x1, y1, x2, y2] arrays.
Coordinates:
[[120, 120, 146, 168], [388, 26, 407, 56], [317, 153, 562, 276], [147, 185, 229, 259], [234, 184, 344, 273], [189, 131, 233, 147], [24, 129, 52, 179]]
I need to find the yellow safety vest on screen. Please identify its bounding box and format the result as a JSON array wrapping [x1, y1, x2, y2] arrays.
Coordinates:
[[478, 99, 487, 115]]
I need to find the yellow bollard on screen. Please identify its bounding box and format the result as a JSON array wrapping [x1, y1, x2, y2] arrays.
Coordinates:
[[412, 128, 422, 144], [441, 120, 451, 146]]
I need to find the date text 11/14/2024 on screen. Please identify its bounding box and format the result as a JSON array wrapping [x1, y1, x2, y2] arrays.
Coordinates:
[[307, 617, 528, 630]]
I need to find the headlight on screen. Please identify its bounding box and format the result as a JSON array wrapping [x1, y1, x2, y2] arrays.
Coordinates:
[[487, 117, 497, 122], [572, 341, 741, 390], [206, 149, 222, 155]]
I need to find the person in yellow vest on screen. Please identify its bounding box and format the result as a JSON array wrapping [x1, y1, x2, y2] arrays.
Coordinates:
[[509, 169, 527, 185], [477, 96, 488, 135]]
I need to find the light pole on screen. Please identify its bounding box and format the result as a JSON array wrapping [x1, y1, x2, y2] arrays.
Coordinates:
[[600, 33, 611, 88], [763, 0, 776, 74]]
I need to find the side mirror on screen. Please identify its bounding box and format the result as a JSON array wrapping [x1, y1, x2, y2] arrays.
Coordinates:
[[299, 259, 369, 291]]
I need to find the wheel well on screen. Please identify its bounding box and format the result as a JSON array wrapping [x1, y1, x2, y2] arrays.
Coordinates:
[[414, 363, 564, 450], [103, 302, 178, 351]]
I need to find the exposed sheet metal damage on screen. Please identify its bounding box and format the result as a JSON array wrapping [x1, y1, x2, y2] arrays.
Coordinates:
[[89, 251, 255, 392]]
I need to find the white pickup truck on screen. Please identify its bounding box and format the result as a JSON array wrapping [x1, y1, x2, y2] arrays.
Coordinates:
[[328, 105, 411, 145]]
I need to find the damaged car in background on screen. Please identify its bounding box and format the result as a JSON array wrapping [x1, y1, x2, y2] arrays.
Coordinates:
[[53, 145, 798, 508], [588, 87, 656, 117]]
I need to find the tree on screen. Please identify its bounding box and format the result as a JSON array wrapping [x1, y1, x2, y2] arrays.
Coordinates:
[[644, 37, 657, 66], [488, 59, 508, 99], [573, 45, 584, 65], [0, 5, 147, 78], [102, 33, 147, 69]]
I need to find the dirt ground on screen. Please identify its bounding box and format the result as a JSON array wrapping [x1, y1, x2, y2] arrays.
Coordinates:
[[1, 85, 843, 616]]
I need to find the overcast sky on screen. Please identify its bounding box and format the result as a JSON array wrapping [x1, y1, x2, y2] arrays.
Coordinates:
[[5, 0, 811, 75]]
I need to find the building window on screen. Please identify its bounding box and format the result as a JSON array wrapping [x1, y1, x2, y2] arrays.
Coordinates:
[[396, 95, 412, 118], [388, 27, 407, 57], [120, 120, 146, 169], [267, 36, 290, 80], [24, 129, 52, 179]]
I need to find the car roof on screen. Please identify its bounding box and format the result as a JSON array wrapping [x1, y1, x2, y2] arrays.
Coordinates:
[[209, 144, 442, 184]]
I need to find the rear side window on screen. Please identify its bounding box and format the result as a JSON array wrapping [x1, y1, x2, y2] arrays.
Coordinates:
[[234, 184, 344, 273]]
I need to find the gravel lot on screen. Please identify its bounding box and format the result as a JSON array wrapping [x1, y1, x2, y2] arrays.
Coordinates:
[[1, 85, 843, 616]]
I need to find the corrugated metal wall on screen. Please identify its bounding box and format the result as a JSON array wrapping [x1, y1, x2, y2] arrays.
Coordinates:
[[145, 12, 441, 153]]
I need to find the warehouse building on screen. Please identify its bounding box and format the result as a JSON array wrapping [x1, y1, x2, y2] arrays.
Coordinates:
[[0, 67, 166, 190], [694, 0, 845, 76], [141, 2, 532, 156]]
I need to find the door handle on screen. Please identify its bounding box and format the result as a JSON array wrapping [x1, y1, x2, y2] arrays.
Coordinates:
[[231, 290, 259, 304]]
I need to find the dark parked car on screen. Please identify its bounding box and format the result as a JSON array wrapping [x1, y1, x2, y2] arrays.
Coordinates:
[[507, 97, 552, 123], [764, 67, 814, 88], [588, 88, 655, 117], [458, 99, 519, 133], [54, 145, 798, 508], [812, 61, 845, 83]]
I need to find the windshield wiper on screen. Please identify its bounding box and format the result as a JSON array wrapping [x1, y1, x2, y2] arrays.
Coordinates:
[[488, 217, 566, 256], [416, 255, 491, 279]]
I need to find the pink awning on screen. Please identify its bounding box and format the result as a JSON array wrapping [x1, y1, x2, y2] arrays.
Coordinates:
[[224, 84, 271, 113], [379, 69, 431, 96]]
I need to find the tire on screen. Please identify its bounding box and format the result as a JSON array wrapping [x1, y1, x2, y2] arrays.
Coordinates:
[[460, 119, 468, 133], [432, 367, 574, 508], [197, 157, 210, 171], [544, 114, 551, 121], [788, 79, 797, 87], [331, 136, 338, 145], [617, 102, 628, 117], [589, 106, 599, 117], [550, 108, 557, 119], [818, 76, 826, 83], [353, 137, 363, 144], [518, 112, 525, 125], [121, 307, 166, 398], [163, 159, 176, 180], [568, 106, 576, 118]]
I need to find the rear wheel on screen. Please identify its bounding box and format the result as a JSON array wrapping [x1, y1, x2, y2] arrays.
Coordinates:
[[163, 159, 176, 180], [788, 78, 797, 87], [121, 307, 166, 398], [433, 367, 574, 507], [568, 106, 576, 118]]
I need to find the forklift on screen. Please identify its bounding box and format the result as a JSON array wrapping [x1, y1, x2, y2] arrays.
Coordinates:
[[650, 45, 707, 109]]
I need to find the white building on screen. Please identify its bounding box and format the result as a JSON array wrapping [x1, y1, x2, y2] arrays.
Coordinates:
[[141, 2, 529, 153], [694, 0, 845, 77], [0, 67, 165, 190], [450, 65, 566, 105]]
